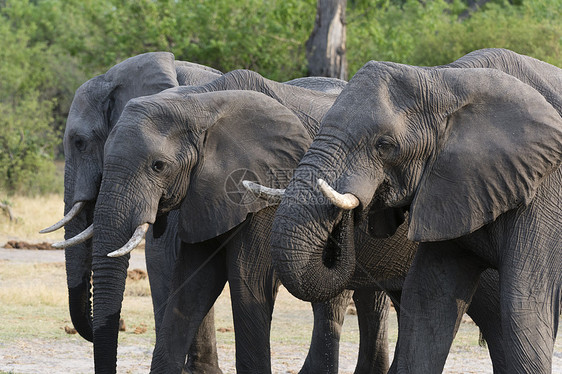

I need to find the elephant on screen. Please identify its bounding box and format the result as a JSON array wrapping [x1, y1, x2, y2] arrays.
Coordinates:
[[269, 48, 562, 374], [83, 88, 319, 373], [40, 52, 225, 372]]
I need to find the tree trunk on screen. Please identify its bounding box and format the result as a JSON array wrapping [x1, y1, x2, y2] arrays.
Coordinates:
[[306, 0, 348, 80]]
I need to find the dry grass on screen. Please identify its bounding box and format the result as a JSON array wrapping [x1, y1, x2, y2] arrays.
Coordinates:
[[0, 193, 65, 243], [0, 260, 156, 343], [0, 262, 66, 306], [124, 275, 151, 297]]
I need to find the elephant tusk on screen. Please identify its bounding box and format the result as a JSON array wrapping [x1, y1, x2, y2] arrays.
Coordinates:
[[52, 224, 94, 248], [40, 201, 85, 234], [317, 179, 360, 210], [107, 223, 150, 258], [242, 180, 285, 202]]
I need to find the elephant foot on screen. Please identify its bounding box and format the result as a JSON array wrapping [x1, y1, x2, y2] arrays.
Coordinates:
[[182, 362, 224, 374]]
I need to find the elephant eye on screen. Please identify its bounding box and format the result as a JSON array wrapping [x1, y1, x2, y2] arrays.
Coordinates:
[[376, 137, 396, 154], [74, 137, 86, 152], [151, 160, 166, 173]]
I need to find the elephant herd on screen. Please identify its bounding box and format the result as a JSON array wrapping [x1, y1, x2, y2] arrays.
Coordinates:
[[40, 48, 562, 374]]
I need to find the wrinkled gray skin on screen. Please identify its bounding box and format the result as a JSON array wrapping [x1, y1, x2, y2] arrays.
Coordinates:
[[61, 52, 223, 373], [94, 68, 508, 374], [270, 48, 562, 374]]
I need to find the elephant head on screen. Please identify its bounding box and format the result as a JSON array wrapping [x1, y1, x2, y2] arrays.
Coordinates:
[[88, 90, 311, 372], [42, 52, 220, 343], [271, 60, 562, 302]]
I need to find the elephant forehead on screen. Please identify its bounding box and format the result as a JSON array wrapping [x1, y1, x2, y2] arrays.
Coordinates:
[[68, 79, 110, 122], [326, 90, 405, 138]]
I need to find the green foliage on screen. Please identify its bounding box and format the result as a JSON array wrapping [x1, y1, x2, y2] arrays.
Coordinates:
[[0, 4, 62, 195], [347, 0, 562, 75], [0, 0, 561, 194], [70, 0, 315, 81], [0, 92, 60, 195], [409, 0, 562, 68]]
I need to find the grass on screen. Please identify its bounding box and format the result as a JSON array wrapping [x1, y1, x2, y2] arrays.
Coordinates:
[[0, 193, 65, 243], [0, 260, 155, 343]]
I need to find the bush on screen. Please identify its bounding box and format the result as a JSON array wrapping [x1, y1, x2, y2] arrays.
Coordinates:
[[0, 0, 561, 194], [346, 0, 562, 75], [0, 10, 62, 195], [0, 92, 61, 195]]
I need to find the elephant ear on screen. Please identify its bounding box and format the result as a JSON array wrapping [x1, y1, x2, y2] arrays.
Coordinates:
[[104, 52, 179, 127], [178, 90, 312, 243], [409, 68, 562, 242]]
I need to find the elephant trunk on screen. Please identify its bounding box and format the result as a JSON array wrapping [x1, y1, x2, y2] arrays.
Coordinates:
[[64, 220, 94, 341], [91, 190, 137, 373], [63, 165, 94, 342], [271, 163, 356, 303], [92, 252, 129, 373]]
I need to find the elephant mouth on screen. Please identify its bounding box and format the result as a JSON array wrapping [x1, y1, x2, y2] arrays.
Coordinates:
[[374, 179, 393, 205], [322, 211, 354, 269]]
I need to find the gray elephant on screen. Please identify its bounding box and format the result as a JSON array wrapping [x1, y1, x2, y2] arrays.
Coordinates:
[[40, 52, 225, 372], [86, 89, 314, 373], [269, 48, 562, 374]]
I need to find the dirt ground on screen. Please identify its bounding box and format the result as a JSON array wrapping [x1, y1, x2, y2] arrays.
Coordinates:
[[1, 245, 561, 374]]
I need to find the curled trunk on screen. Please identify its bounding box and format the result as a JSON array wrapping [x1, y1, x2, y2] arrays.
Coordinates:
[[270, 165, 356, 302]]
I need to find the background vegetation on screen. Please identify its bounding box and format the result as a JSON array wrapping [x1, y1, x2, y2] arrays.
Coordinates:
[[1, 0, 561, 195]]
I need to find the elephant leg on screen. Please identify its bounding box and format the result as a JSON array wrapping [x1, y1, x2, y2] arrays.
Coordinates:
[[184, 308, 222, 374], [466, 269, 507, 374], [145, 213, 182, 334], [498, 244, 560, 373], [353, 289, 390, 374], [299, 290, 353, 374], [499, 270, 559, 374], [493, 181, 561, 374], [226, 245, 279, 373], [146, 211, 222, 374], [386, 290, 402, 374], [150, 240, 227, 374], [390, 241, 485, 374], [225, 209, 280, 374], [145, 237, 174, 333]]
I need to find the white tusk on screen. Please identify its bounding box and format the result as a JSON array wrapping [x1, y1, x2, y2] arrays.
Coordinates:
[[40, 201, 86, 234], [107, 223, 149, 258], [242, 180, 285, 202], [52, 224, 93, 248], [317, 179, 360, 210]]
